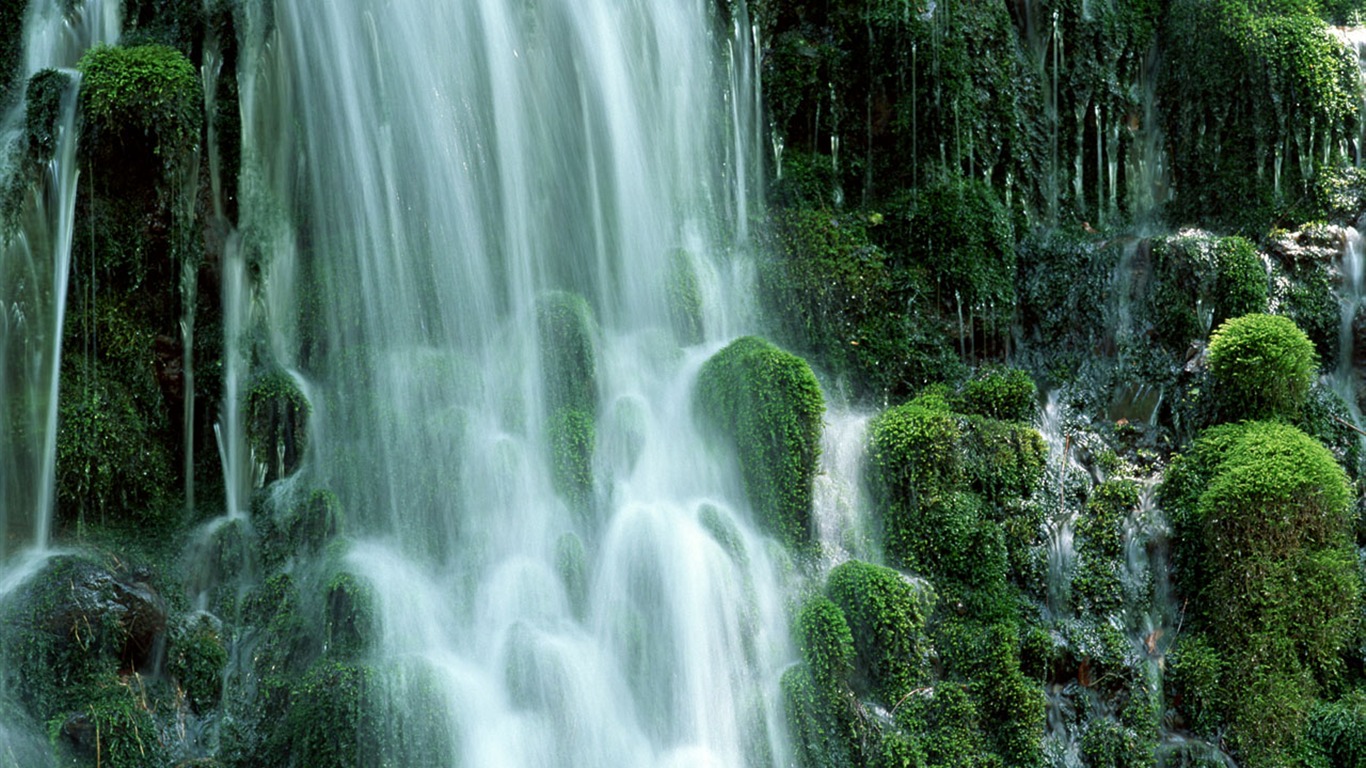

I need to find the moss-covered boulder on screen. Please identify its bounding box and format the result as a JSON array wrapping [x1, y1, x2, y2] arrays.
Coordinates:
[[1207, 313, 1317, 421], [537, 292, 599, 513], [246, 368, 310, 484], [77, 43, 202, 183], [695, 336, 824, 548], [826, 560, 932, 707], [868, 392, 963, 507], [955, 365, 1038, 423], [1164, 420, 1357, 766], [167, 612, 228, 714]]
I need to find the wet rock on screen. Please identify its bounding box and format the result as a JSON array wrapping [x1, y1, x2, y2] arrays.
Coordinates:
[[1267, 224, 1347, 269]]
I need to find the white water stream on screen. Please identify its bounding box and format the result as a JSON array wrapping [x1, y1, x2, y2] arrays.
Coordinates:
[[231, 0, 790, 763]]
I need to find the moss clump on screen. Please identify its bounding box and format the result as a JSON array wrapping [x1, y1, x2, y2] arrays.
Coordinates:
[[695, 336, 824, 549], [245, 369, 311, 483], [1164, 420, 1357, 766], [167, 613, 227, 714], [1073, 479, 1141, 616], [1207, 313, 1317, 421], [826, 560, 931, 707], [547, 408, 594, 513], [960, 416, 1046, 506], [868, 393, 963, 505], [536, 291, 598, 418], [325, 572, 375, 660], [667, 248, 703, 345], [77, 44, 201, 174], [796, 595, 856, 695], [260, 660, 380, 768], [24, 69, 72, 162], [956, 366, 1037, 423], [781, 664, 858, 768], [1213, 236, 1269, 323]]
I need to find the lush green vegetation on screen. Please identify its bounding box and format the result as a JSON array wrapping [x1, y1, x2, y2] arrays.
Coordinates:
[[1207, 312, 1318, 421], [695, 336, 825, 548]]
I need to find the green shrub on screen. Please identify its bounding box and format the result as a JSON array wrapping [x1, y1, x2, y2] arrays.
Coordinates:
[[956, 366, 1037, 423], [1207, 313, 1317, 421], [826, 560, 932, 706], [695, 336, 824, 548], [77, 44, 201, 170]]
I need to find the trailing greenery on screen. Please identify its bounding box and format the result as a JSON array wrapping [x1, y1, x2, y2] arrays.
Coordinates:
[[695, 336, 824, 549], [1161, 0, 1360, 231], [1206, 313, 1317, 421]]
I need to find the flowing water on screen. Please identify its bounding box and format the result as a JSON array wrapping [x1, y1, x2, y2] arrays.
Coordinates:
[[230, 0, 789, 763], [1334, 227, 1366, 444]]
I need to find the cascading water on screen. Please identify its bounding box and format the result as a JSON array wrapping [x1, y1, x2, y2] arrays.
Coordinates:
[[231, 0, 790, 763], [1334, 227, 1366, 442], [810, 407, 877, 569]]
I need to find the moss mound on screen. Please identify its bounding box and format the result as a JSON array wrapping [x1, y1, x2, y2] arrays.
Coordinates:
[[695, 336, 824, 548], [1207, 313, 1317, 421]]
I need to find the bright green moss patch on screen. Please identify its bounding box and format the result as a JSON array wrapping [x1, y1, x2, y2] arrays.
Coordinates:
[[960, 416, 1046, 505], [826, 560, 932, 707], [1207, 313, 1317, 421], [548, 408, 595, 513], [868, 394, 963, 506], [246, 369, 310, 483], [795, 595, 855, 695], [695, 336, 824, 549], [77, 44, 201, 169], [955, 366, 1037, 423]]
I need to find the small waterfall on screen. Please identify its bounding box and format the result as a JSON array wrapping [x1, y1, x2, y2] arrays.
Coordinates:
[[0, 0, 120, 562], [1334, 227, 1366, 440], [1039, 391, 1079, 618], [810, 407, 877, 569]]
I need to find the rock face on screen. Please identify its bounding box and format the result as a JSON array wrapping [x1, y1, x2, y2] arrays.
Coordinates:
[[2, 556, 169, 719]]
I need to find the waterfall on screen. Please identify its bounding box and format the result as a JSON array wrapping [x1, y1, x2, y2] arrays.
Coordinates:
[[234, 0, 786, 763], [0, 0, 119, 563], [1334, 227, 1366, 443]]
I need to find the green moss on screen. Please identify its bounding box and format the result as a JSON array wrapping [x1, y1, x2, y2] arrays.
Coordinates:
[[554, 532, 587, 618], [695, 336, 824, 549], [1307, 690, 1366, 766], [24, 69, 71, 162], [893, 682, 988, 768], [167, 613, 227, 714], [77, 44, 201, 174], [970, 623, 1046, 766], [667, 248, 703, 345], [891, 174, 1015, 349], [698, 503, 749, 568], [760, 207, 957, 398], [826, 560, 932, 706], [781, 664, 858, 768], [260, 660, 379, 768], [1213, 237, 1269, 323], [325, 572, 375, 660], [536, 291, 598, 417], [547, 408, 594, 513], [868, 394, 963, 507], [1207, 313, 1317, 421], [960, 416, 1046, 505], [1162, 0, 1360, 230], [52, 674, 170, 768], [1164, 420, 1357, 766], [955, 366, 1037, 423], [796, 595, 856, 695], [0, 0, 25, 108], [245, 369, 310, 483], [1074, 479, 1141, 615]]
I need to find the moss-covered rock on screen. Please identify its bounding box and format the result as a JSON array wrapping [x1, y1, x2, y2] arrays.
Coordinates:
[[1162, 0, 1360, 231], [1164, 420, 1357, 766], [167, 612, 227, 714], [245, 368, 310, 484], [1073, 479, 1140, 616], [955, 366, 1038, 423], [536, 291, 598, 418], [24, 68, 72, 162], [77, 44, 202, 181], [259, 660, 380, 768], [826, 560, 932, 707], [695, 336, 824, 548], [547, 407, 594, 513], [1206, 313, 1317, 421], [868, 393, 964, 507], [324, 571, 375, 660], [960, 416, 1046, 505]]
